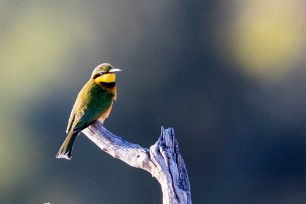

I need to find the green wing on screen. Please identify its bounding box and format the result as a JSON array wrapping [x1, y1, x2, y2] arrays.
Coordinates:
[[66, 103, 77, 134], [66, 81, 114, 134]]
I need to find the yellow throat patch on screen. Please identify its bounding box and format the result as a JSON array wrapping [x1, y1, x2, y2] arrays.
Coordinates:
[[95, 73, 116, 83]]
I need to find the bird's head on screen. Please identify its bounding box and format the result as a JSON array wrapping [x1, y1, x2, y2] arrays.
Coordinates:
[[91, 63, 122, 83]]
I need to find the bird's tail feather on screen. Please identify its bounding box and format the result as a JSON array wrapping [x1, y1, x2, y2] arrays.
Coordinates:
[[56, 131, 79, 160]]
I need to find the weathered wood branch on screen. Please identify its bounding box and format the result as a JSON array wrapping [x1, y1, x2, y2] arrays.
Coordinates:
[[82, 121, 192, 204]]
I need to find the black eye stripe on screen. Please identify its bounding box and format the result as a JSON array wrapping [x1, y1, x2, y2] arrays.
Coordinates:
[[93, 72, 106, 79], [93, 73, 100, 79]]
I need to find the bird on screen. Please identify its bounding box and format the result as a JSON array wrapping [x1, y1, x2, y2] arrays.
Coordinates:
[[56, 63, 121, 160]]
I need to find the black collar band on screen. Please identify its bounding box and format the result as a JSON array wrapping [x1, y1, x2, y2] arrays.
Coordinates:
[[100, 82, 116, 88]]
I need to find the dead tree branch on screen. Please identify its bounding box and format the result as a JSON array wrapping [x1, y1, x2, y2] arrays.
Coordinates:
[[82, 121, 192, 204]]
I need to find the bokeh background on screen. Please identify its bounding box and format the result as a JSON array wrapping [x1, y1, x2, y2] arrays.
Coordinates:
[[1, 0, 306, 203]]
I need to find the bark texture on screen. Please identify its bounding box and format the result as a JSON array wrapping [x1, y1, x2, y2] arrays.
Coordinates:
[[82, 121, 192, 204]]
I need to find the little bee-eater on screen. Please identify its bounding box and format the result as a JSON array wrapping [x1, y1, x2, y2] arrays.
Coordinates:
[[56, 63, 121, 160]]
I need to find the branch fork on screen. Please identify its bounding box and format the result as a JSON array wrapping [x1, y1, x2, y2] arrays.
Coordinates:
[[82, 121, 192, 204]]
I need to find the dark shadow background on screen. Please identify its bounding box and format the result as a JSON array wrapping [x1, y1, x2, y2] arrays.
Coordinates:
[[1, 1, 306, 203]]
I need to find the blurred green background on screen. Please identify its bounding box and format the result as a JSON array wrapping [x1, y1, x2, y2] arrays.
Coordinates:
[[1, 0, 306, 203]]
